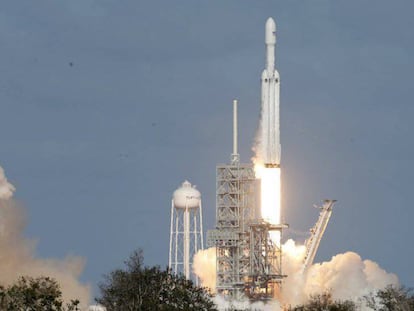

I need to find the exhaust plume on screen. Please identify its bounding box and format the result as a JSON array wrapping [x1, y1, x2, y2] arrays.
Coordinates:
[[194, 240, 398, 308], [213, 295, 280, 311], [282, 239, 398, 305], [193, 247, 216, 292], [0, 166, 91, 307]]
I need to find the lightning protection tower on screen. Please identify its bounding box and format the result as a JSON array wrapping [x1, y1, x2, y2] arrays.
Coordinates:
[[207, 100, 258, 299], [169, 180, 204, 283]]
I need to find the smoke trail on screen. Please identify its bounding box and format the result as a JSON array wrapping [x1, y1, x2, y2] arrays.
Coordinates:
[[0, 166, 91, 307]]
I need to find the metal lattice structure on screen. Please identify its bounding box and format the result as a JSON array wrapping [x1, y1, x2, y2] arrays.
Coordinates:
[[207, 100, 287, 301], [208, 162, 256, 299], [207, 161, 287, 300], [247, 221, 287, 300]]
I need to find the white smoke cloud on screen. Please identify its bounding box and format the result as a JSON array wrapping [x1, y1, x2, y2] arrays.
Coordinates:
[[193, 247, 216, 292], [194, 239, 398, 309], [280, 239, 307, 304], [0, 166, 91, 308], [282, 239, 398, 305], [304, 252, 398, 301], [87, 305, 107, 311], [0, 166, 15, 200], [213, 295, 280, 311]]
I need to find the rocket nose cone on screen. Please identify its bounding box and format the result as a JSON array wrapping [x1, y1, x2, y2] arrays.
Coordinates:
[[265, 18, 276, 44], [266, 18, 276, 31]]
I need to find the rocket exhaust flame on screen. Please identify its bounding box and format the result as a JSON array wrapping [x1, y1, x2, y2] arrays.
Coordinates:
[[255, 164, 281, 245]]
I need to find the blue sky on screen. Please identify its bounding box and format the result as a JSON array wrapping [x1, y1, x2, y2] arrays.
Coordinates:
[[0, 0, 413, 296]]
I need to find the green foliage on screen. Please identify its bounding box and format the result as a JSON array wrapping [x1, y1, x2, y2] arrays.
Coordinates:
[[289, 286, 414, 311], [288, 292, 356, 311], [363, 285, 414, 311], [96, 249, 217, 311], [0, 276, 80, 310]]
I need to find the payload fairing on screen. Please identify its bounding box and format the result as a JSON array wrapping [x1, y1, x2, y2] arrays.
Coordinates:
[[261, 18, 281, 168]]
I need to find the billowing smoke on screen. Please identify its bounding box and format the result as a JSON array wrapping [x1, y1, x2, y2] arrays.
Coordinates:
[[213, 295, 280, 311], [0, 166, 15, 200], [193, 247, 216, 292], [282, 239, 398, 305], [0, 166, 91, 307], [193, 240, 398, 309], [87, 305, 107, 311]]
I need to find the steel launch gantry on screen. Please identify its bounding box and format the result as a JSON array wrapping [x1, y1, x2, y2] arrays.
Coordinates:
[[208, 162, 256, 299], [207, 158, 287, 300], [207, 100, 287, 301]]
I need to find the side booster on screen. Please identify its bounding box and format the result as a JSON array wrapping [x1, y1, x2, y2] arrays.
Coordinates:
[[261, 18, 281, 168]]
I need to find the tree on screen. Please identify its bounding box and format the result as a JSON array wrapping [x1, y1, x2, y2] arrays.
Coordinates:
[[96, 249, 217, 311], [288, 292, 356, 311], [363, 285, 414, 311], [0, 276, 80, 310]]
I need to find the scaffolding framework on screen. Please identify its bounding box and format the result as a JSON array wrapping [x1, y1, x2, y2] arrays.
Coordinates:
[[208, 163, 256, 299], [207, 162, 287, 300], [247, 221, 287, 299]]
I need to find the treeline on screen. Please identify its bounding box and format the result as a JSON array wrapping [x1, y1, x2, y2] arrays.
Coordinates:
[[0, 276, 80, 310], [95, 249, 216, 310], [1, 249, 413, 311], [288, 287, 414, 311], [0, 249, 216, 311]]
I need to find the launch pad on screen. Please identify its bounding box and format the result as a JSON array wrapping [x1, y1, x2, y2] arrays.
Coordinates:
[[204, 17, 336, 304]]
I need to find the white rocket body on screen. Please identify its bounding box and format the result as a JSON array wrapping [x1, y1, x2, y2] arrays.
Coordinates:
[[261, 18, 281, 168]]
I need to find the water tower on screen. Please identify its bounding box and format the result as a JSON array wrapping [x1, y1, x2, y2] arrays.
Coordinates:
[[169, 180, 204, 282]]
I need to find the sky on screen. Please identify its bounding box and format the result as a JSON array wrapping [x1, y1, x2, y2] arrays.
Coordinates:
[[0, 0, 413, 297]]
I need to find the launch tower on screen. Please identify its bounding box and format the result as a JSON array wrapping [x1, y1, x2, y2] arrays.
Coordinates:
[[207, 101, 257, 299], [207, 100, 287, 300]]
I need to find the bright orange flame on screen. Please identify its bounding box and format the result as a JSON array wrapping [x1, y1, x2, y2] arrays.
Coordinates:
[[255, 164, 281, 245]]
